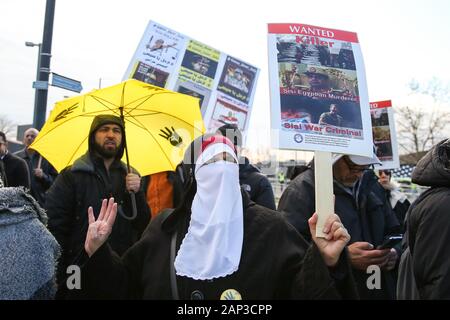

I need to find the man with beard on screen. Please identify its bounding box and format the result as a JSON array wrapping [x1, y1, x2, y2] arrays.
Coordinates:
[[45, 115, 150, 299], [278, 153, 401, 299]]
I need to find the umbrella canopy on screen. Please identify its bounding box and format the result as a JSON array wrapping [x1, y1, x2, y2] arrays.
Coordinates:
[[30, 79, 205, 176]]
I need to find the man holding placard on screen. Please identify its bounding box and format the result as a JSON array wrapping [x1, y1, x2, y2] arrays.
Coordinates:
[[269, 22, 399, 299], [278, 153, 401, 299]]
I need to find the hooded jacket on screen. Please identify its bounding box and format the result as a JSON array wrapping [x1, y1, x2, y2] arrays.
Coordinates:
[[45, 115, 150, 298], [398, 139, 450, 299], [0, 187, 60, 299], [239, 156, 276, 210]]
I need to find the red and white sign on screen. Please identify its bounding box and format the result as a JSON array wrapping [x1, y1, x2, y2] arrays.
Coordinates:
[[268, 23, 373, 157], [268, 23, 359, 43], [370, 100, 400, 169]]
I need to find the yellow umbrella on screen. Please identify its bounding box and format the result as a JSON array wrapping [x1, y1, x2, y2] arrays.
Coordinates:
[[30, 79, 205, 176]]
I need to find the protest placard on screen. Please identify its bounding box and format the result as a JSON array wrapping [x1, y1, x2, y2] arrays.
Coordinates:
[[268, 23, 373, 236], [124, 21, 259, 137], [370, 100, 399, 170], [268, 23, 373, 157]]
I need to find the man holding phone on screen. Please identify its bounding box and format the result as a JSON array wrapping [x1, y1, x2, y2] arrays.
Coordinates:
[[279, 153, 401, 299], [377, 235, 403, 250]]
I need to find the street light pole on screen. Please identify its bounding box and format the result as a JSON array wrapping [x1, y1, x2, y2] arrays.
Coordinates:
[[34, 0, 56, 130], [25, 41, 42, 129]]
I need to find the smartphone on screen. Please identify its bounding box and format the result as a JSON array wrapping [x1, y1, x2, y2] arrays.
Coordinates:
[[376, 235, 403, 250]]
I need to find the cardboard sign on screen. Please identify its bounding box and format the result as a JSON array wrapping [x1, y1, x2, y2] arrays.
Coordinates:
[[268, 23, 373, 157], [370, 100, 400, 169], [124, 21, 259, 139]]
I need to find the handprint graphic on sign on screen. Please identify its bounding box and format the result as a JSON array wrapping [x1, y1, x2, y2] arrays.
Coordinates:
[[159, 126, 183, 147]]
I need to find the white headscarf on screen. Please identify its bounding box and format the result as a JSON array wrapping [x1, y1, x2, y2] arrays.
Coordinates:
[[174, 143, 243, 280]]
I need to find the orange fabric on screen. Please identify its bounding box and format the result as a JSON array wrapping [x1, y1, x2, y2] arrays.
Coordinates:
[[146, 171, 173, 218]]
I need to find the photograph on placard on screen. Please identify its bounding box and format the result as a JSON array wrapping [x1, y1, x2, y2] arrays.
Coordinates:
[[124, 21, 186, 82], [276, 35, 356, 71], [217, 56, 257, 104], [124, 20, 259, 133], [180, 50, 218, 79], [207, 97, 248, 133], [174, 79, 212, 117], [178, 40, 220, 90], [370, 100, 399, 168], [268, 23, 372, 156], [131, 61, 170, 88]]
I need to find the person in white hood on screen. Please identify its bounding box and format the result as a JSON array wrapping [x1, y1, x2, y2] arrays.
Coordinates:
[[378, 169, 410, 232]]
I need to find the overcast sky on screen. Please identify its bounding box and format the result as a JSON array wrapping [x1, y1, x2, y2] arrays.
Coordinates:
[[1, 0, 449, 156]]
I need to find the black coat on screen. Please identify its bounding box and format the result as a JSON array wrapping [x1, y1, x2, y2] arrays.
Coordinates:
[[1, 152, 30, 188], [45, 152, 150, 296], [0, 160, 6, 187], [239, 156, 276, 210], [278, 167, 400, 299], [14, 149, 57, 206], [78, 191, 357, 300], [398, 139, 450, 299]]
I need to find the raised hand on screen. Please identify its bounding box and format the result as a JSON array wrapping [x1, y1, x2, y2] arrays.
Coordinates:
[[85, 198, 117, 257], [308, 213, 350, 267], [159, 126, 183, 146]]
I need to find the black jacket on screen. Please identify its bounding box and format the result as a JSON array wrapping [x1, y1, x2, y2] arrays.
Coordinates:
[[14, 149, 57, 206], [398, 139, 450, 299], [78, 191, 357, 299], [239, 156, 276, 210], [1, 152, 30, 188], [278, 167, 400, 299], [0, 160, 6, 187], [45, 152, 150, 296]]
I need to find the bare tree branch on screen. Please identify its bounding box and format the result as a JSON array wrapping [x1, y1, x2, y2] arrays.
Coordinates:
[[0, 115, 16, 137], [395, 78, 450, 157]]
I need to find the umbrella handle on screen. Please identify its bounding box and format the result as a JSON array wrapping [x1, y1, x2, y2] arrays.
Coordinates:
[[118, 192, 138, 220], [37, 155, 42, 169], [119, 107, 137, 220]]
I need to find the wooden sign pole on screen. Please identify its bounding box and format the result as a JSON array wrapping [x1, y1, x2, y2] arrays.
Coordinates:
[[314, 151, 334, 238]]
